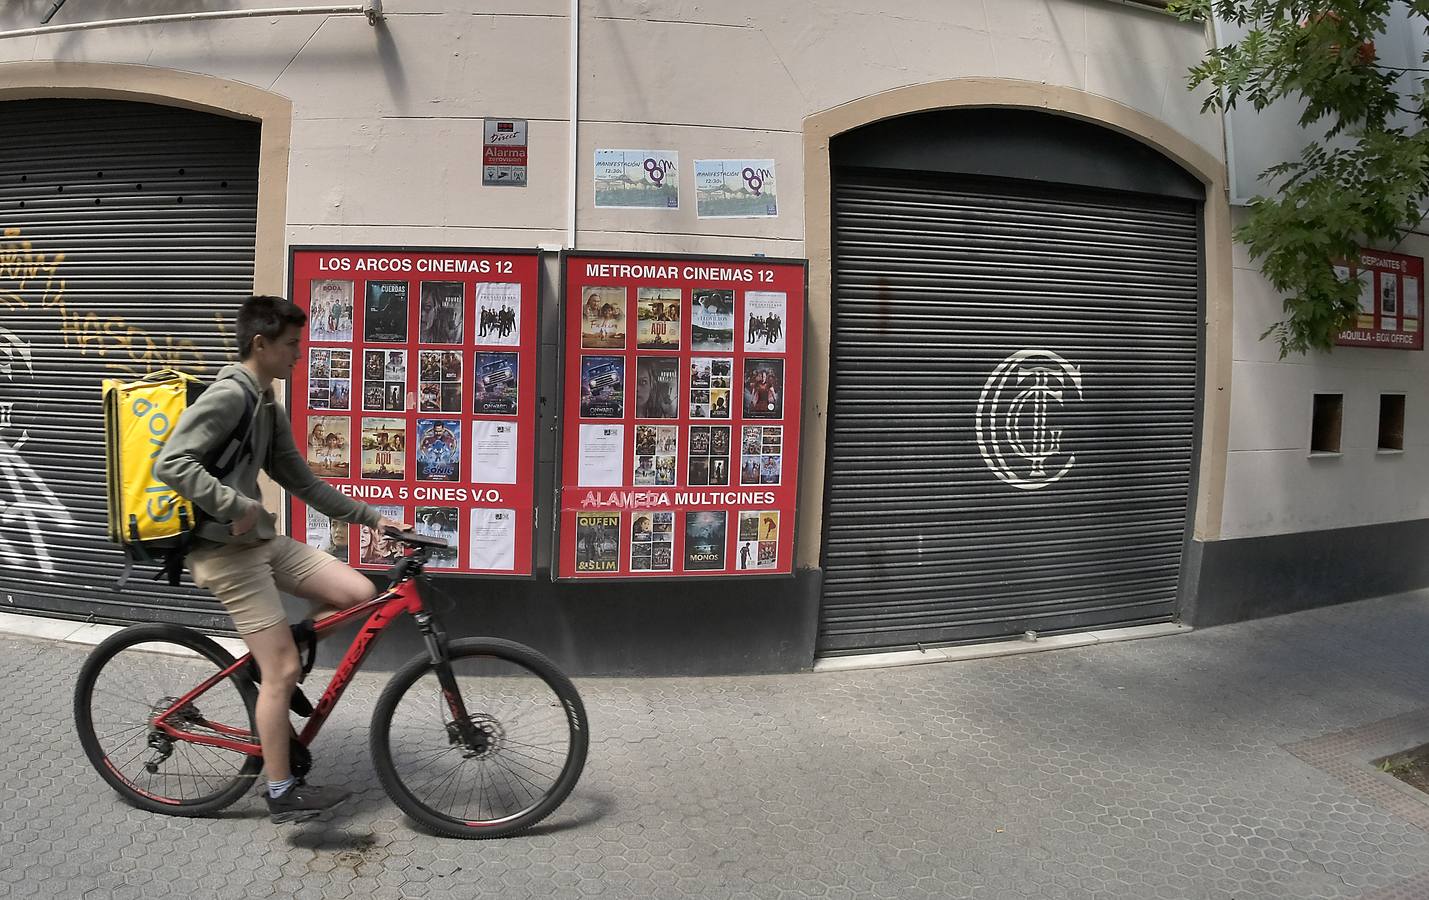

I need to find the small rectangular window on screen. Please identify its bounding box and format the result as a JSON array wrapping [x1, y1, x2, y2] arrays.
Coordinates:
[[1379, 394, 1406, 451], [1311, 394, 1343, 454]]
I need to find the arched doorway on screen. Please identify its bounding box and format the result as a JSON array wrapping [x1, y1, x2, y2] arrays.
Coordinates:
[[818, 108, 1205, 656], [0, 98, 261, 630]]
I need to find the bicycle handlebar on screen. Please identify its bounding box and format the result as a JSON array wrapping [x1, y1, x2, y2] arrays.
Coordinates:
[[382, 525, 449, 549]]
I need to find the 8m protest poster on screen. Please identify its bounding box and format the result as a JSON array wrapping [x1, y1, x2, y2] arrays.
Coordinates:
[[555, 251, 806, 581], [287, 246, 541, 577]]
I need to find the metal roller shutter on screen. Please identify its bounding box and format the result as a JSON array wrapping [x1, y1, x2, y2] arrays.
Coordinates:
[[819, 170, 1200, 656], [0, 99, 260, 630]]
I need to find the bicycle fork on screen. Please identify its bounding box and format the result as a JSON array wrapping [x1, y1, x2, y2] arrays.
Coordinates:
[[414, 612, 488, 756]]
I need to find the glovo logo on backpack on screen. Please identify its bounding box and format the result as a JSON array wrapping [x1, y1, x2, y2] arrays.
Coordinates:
[[104, 369, 200, 547]]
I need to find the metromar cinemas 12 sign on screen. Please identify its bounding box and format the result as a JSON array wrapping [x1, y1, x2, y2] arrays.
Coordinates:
[[1335, 249, 1424, 350]]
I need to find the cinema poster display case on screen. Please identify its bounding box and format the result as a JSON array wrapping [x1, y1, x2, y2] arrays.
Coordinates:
[[555, 251, 806, 580], [287, 246, 540, 576]]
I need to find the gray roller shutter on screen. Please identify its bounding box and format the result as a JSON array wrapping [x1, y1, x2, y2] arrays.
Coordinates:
[[0, 99, 260, 630], [819, 170, 1200, 655]]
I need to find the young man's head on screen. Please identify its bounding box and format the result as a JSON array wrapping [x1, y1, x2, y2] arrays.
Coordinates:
[[237, 295, 307, 381]]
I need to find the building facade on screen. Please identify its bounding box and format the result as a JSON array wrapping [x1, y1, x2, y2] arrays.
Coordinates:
[[0, 0, 1423, 675]]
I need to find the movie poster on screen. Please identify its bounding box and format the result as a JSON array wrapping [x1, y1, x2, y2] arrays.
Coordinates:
[[305, 415, 350, 478], [684, 510, 727, 571], [636, 287, 681, 350], [633, 425, 677, 487], [363, 350, 407, 412], [365, 280, 409, 343], [630, 510, 674, 572], [742, 358, 784, 419], [736, 510, 778, 571], [309, 279, 355, 343], [634, 357, 679, 419], [419, 282, 465, 344], [1382, 274, 1400, 319], [418, 349, 463, 414], [575, 512, 621, 572], [307, 348, 352, 411], [688, 357, 733, 419], [475, 282, 521, 346], [743, 291, 786, 352], [470, 507, 516, 570], [414, 505, 460, 568], [361, 417, 407, 480], [359, 504, 406, 566], [686, 425, 730, 487], [416, 419, 462, 482], [580, 355, 624, 418], [580, 286, 627, 349], [741, 425, 782, 485], [473, 351, 519, 415], [690, 289, 735, 351], [305, 506, 350, 561]]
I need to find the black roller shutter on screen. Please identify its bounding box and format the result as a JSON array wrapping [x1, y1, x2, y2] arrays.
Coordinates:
[[0, 99, 260, 630], [819, 170, 1200, 655]]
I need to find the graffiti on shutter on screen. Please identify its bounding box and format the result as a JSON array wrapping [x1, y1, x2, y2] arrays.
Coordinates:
[[2, 227, 220, 378], [0, 225, 228, 577]]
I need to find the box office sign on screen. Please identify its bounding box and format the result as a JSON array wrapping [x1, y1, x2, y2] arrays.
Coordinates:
[[555, 252, 806, 580], [1335, 249, 1424, 350], [288, 246, 541, 576]]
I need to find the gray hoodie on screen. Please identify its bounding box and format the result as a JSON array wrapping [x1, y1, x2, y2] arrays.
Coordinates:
[[154, 363, 380, 547]]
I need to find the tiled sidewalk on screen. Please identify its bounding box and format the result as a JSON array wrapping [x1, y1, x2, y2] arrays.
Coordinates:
[[2, 592, 1429, 899]]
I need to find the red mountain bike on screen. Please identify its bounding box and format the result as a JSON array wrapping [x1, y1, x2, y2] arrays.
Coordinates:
[[73, 528, 588, 839]]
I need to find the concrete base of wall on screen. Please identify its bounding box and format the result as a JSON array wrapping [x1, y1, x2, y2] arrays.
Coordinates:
[[1186, 518, 1429, 627], [313, 568, 825, 677]]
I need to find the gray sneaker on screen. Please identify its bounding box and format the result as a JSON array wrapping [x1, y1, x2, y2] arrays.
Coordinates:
[[265, 782, 352, 824]]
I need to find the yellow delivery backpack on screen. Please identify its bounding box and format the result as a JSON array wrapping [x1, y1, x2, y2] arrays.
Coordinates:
[[103, 368, 256, 587]]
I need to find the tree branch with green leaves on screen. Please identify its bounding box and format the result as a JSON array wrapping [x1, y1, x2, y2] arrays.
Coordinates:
[[1168, 0, 1429, 356]]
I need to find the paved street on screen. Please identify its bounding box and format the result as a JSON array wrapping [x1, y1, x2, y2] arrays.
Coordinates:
[[3, 593, 1429, 899]]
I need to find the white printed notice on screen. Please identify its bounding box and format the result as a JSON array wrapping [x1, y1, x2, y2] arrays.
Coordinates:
[[470, 507, 516, 570], [578, 423, 625, 486], [472, 419, 518, 484]]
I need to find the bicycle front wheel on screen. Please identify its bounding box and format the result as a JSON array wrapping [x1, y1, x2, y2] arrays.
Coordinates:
[[74, 624, 261, 816], [370, 638, 588, 839]]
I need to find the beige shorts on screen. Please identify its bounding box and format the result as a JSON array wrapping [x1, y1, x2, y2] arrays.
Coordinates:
[[189, 536, 339, 635]]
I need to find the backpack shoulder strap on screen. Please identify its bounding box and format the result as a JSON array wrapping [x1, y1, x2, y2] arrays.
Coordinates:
[[205, 384, 259, 480]]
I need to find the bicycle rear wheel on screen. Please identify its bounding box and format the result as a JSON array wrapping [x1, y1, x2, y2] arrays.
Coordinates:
[[370, 638, 588, 839], [74, 624, 261, 816]]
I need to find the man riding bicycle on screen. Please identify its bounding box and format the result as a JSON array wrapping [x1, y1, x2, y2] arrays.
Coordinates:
[[155, 294, 407, 823]]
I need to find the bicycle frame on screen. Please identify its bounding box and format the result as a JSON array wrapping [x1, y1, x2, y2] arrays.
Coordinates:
[[150, 566, 449, 757]]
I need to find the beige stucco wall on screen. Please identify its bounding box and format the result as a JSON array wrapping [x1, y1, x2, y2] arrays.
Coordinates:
[[0, 0, 1216, 249], [1, 0, 1243, 562], [1220, 213, 1429, 539]]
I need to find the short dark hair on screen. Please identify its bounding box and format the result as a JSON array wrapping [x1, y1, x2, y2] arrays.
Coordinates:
[[236, 295, 307, 359]]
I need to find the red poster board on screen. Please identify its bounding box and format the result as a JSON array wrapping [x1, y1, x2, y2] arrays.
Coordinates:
[[287, 246, 540, 576], [556, 252, 806, 580], [1335, 248, 1424, 350]]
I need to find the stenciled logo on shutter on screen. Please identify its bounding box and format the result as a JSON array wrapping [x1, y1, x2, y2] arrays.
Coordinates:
[[974, 349, 1083, 491]]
